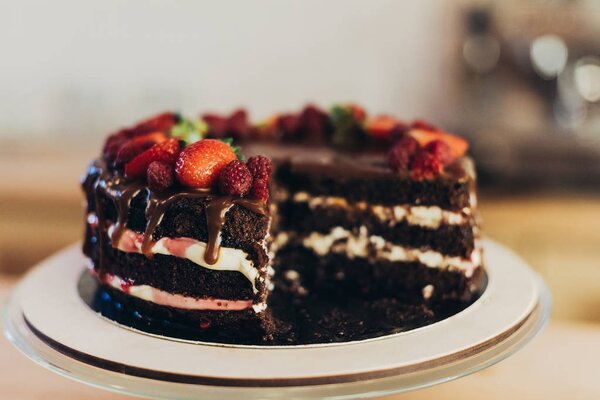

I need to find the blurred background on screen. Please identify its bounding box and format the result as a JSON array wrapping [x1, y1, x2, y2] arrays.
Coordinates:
[[1, 0, 600, 397]]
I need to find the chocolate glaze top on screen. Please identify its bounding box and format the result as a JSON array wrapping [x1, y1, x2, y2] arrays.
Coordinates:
[[86, 160, 267, 268], [244, 143, 475, 182]]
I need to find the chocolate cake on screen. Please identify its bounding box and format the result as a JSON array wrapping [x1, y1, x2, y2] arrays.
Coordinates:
[[81, 105, 484, 345]]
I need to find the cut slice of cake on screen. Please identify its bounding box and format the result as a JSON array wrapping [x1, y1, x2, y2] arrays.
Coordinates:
[[82, 114, 277, 344]]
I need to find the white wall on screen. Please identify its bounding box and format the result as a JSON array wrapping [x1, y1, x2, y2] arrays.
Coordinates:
[[0, 0, 460, 139]]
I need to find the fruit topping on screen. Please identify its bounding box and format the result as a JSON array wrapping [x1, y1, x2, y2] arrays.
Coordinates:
[[114, 139, 156, 168], [227, 109, 251, 139], [218, 160, 253, 196], [124, 138, 181, 179], [201, 113, 228, 137], [330, 103, 366, 146], [349, 104, 367, 123], [246, 155, 272, 181], [388, 136, 420, 172], [102, 112, 178, 163], [410, 119, 437, 131], [410, 151, 444, 180], [423, 139, 453, 166], [147, 161, 176, 191], [130, 112, 179, 136], [250, 178, 269, 202], [295, 105, 331, 143], [409, 128, 469, 160], [175, 139, 237, 188], [277, 114, 300, 137], [367, 115, 400, 139], [202, 109, 251, 140], [103, 134, 129, 164]]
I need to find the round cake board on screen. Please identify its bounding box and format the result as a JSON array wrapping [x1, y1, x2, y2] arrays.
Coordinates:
[[3, 239, 550, 399]]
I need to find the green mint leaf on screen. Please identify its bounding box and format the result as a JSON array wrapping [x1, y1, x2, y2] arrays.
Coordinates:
[[171, 117, 207, 145]]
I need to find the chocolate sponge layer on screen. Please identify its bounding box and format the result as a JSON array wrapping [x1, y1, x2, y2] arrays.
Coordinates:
[[277, 200, 475, 257], [87, 233, 268, 301], [274, 244, 482, 302], [274, 160, 471, 210]]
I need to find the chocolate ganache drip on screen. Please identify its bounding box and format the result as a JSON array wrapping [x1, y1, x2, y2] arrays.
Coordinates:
[[86, 160, 267, 268]]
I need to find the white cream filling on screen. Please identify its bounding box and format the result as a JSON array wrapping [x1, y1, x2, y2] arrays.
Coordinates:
[[292, 192, 469, 229], [107, 224, 260, 293], [102, 273, 266, 312], [300, 226, 480, 277]]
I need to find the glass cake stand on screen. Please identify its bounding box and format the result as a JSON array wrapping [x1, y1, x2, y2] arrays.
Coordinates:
[[3, 240, 551, 399]]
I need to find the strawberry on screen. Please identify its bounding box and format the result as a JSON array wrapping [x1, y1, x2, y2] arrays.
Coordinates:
[[367, 115, 399, 139], [349, 104, 367, 123], [102, 113, 176, 162], [411, 119, 437, 131], [175, 139, 237, 188], [409, 129, 469, 160], [124, 138, 181, 179], [129, 112, 178, 137], [114, 140, 155, 167], [102, 134, 128, 163]]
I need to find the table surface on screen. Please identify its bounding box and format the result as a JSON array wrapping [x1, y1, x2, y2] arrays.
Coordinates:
[[1, 278, 599, 400]]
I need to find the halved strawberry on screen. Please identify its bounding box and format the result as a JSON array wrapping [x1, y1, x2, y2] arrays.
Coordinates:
[[111, 131, 169, 167], [129, 112, 178, 137], [367, 115, 399, 139], [175, 139, 237, 188], [408, 129, 469, 160], [124, 138, 181, 179]]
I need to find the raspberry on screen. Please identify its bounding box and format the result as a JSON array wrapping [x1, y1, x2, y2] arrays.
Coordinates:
[[277, 114, 300, 137], [147, 161, 175, 191], [250, 178, 269, 202], [424, 139, 453, 166], [218, 160, 252, 196], [202, 113, 229, 138], [227, 109, 251, 139], [246, 155, 271, 181], [202, 109, 251, 139], [297, 105, 331, 143], [388, 136, 419, 172], [410, 151, 443, 180]]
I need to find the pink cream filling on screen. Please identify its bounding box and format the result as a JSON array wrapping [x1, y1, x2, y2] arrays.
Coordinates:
[[94, 271, 254, 311], [116, 228, 195, 259]]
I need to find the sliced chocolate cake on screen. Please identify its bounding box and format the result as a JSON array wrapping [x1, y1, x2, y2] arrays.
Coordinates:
[[82, 114, 277, 344], [81, 105, 484, 345]]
